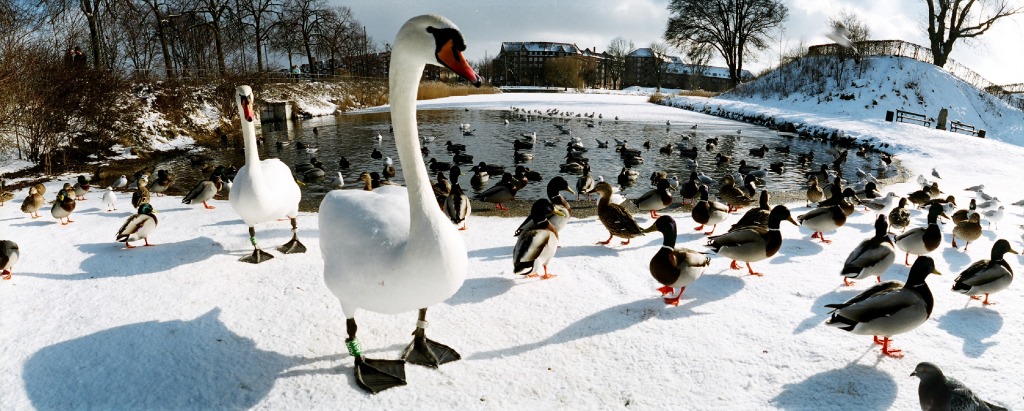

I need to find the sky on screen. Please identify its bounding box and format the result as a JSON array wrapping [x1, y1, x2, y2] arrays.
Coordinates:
[[335, 0, 1024, 85]]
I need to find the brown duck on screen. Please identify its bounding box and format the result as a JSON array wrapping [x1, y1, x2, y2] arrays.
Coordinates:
[[951, 212, 982, 250], [717, 174, 753, 212], [589, 181, 644, 245]]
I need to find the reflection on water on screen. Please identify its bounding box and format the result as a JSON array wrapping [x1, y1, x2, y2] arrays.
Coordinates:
[[155, 108, 885, 211]]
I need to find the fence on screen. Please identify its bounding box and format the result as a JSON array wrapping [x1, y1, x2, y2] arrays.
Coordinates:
[[807, 40, 1024, 110]]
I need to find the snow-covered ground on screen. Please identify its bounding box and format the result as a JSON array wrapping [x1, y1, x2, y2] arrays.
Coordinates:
[[3, 90, 1024, 410]]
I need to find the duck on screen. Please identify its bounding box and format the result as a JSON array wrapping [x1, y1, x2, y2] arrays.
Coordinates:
[[707, 205, 798, 276], [149, 170, 173, 196], [589, 181, 644, 245], [513, 149, 533, 163], [679, 172, 700, 205], [445, 141, 466, 153], [20, 186, 45, 218], [888, 197, 911, 233], [513, 199, 563, 280], [806, 176, 824, 206], [72, 175, 91, 200], [951, 212, 982, 250], [371, 148, 384, 160], [0, 179, 13, 205], [182, 173, 223, 209], [475, 173, 520, 211], [728, 190, 771, 233], [469, 164, 488, 187], [536, 176, 575, 233], [452, 152, 474, 164], [382, 157, 397, 180], [951, 198, 976, 225], [632, 178, 673, 219], [443, 166, 471, 230], [644, 215, 711, 305], [102, 187, 118, 211], [131, 175, 151, 209], [840, 215, 896, 286], [895, 203, 947, 266], [428, 158, 452, 172], [575, 163, 595, 200], [432, 171, 451, 207], [51, 184, 76, 225], [0, 240, 18, 280], [317, 15, 478, 394], [825, 256, 941, 358], [691, 185, 730, 235], [717, 174, 753, 212], [952, 239, 1018, 305], [116, 203, 159, 248], [911, 362, 1007, 411], [797, 204, 846, 244], [358, 172, 373, 191], [230, 86, 306, 263]]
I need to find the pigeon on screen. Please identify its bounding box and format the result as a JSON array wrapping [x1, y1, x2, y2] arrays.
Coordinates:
[[911, 362, 1007, 411]]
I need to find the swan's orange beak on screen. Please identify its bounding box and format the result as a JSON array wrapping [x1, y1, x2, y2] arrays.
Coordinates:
[[240, 94, 254, 122], [437, 40, 481, 87]]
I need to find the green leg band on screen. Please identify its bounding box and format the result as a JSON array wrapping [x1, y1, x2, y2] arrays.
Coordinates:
[[346, 339, 362, 357]]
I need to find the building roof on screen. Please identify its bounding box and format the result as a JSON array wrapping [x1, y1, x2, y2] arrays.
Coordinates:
[[501, 42, 581, 54]]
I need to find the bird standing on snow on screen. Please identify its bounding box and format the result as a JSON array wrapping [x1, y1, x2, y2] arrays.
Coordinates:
[[0, 240, 18, 280], [112, 174, 128, 189], [840, 215, 896, 286], [512, 199, 563, 280], [131, 175, 150, 209], [645, 215, 710, 305], [51, 184, 76, 225], [952, 239, 1018, 305], [911, 362, 1007, 411], [589, 181, 644, 245], [825, 256, 941, 358], [20, 186, 44, 219], [895, 203, 946, 266], [706, 205, 797, 276], [931, 167, 942, 179], [116, 203, 159, 248], [102, 187, 118, 211]]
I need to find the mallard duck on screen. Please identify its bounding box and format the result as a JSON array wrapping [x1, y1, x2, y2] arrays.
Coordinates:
[[513, 199, 563, 280], [576, 163, 595, 200], [317, 15, 479, 394], [102, 187, 117, 211], [428, 158, 452, 172], [0, 240, 18, 280], [717, 174, 753, 212], [230, 85, 307, 263], [443, 166, 471, 230], [729, 190, 772, 233], [951, 198, 976, 225], [33, 183, 46, 197], [707, 205, 797, 276], [825, 256, 941, 358], [475, 173, 520, 211], [182, 174, 223, 209], [543, 176, 575, 232], [926, 182, 942, 198], [358, 172, 373, 191], [951, 212, 982, 250], [856, 181, 881, 199], [836, 188, 859, 217], [679, 172, 700, 205], [469, 164, 489, 188], [149, 170, 173, 196], [644, 215, 711, 305], [432, 171, 451, 207], [445, 141, 466, 153], [798, 204, 846, 244], [911, 362, 1007, 411], [841, 215, 896, 286], [589, 181, 644, 245], [72, 175, 91, 200], [383, 157, 397, 179], [952, 239, 1018, 305], [131, 175, 150, 209], [20, 186, 45, 218], [0, 179, 13, 206], [806, 176, 824, 206], [116, 203, 158, 248], [691, 185, 729, 235], [632, 178, 673, 218], [51, 184, 76, 224], [513, 149, 533, 163], [895, 203, 947, 266], [818, 176, 846, 206], [888, 197, 911, 233]]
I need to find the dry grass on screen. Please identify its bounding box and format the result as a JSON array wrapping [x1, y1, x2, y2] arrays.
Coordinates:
[[417, 81, 500, 100], [676, 90, 719, 98], [647, 93, 667, 104]]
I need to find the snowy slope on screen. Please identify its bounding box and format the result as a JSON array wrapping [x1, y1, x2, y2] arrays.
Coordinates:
[[2, 93, 1024, 410]]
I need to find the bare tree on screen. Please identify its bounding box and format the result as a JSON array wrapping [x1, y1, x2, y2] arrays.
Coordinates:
[[282, 0, 327, 73], [606, 36, 634, 89], [828, 10, 870, 43], [924, 0, 1023, 67], [665, 0, 788, 86], [648, 42, 671, 92], [237, 0, 280, 71], [683, 43, 712, 90], [194, 0, 233, 76]]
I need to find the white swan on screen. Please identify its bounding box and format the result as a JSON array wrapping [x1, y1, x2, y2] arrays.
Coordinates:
[[318, 14, 480, 394], [230, 85, 305, 263]]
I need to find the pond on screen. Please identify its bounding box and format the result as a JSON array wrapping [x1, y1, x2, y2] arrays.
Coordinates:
[[153, 107, 886, 212]]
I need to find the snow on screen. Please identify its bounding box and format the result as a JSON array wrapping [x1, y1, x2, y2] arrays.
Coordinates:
[[4, 85, 1024, 409]]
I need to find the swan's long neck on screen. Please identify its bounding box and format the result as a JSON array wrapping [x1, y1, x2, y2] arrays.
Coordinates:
[[390, 52, 436, 223], [241, 118, 261, 172]]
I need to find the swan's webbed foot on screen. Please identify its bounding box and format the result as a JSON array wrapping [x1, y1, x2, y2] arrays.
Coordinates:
[[277, 237, 306, 254], [354, 356, 407, 394], [402, 333, 461, 368], [240, 248, 274, 264]]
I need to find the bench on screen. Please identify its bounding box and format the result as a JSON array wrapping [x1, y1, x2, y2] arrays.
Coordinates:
[[895, 110, 931, 127], [950, 120, 985, 137]]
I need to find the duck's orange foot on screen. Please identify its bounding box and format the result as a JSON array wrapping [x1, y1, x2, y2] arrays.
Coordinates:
[[657, 286, 674, 296], [540, 273, 557, 280], [2, 270, 11, 280], [843, 277, 855, 286], [729, 260, 740, 270]]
